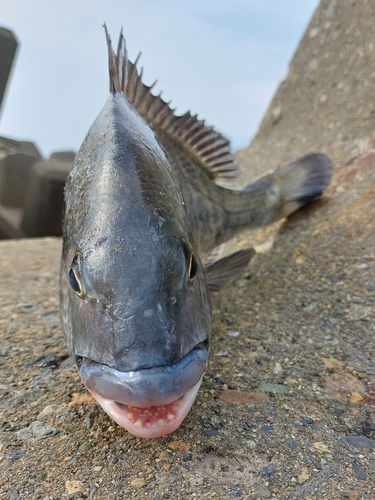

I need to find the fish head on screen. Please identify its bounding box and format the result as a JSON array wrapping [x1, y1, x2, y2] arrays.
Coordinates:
[[60, 92, 211, 437]]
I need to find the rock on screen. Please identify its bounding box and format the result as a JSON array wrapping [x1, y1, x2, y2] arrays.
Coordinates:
[[167, 440, 191, 452], [259, 383, 288, 395], [16, 421, 58, 443], [260, 425, 274, 434], [260, 465, 276, 477], [352, 460, 366, 481], [5, 449, 26, 461], [350, 392, 364, 403], [228, 490, 244, 498], [344, 435, 375, 450], [324, 373, 365, 400], [65, 480, 84, 494], [193, 455, 267, 486], [37, 404, 66, 419], [246, 440, 256, 451], [297, 467, 309, 484], [314, 442, 329, 453], [203, 429, 219, 437], [294, 463, 340, 496], [254, 485, 272, 499], [322, 357, 344, 370], [228, 330, 240, 337], [219, 390, 269, 404], [130, 478, 146, 488]]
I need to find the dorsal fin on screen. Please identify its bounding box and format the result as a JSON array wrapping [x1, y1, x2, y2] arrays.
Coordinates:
[[104, 25, 239, 185]]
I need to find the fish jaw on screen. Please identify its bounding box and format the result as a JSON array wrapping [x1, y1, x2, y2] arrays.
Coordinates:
[[87, 379, 202, 438], [78, 342, 208, 437]]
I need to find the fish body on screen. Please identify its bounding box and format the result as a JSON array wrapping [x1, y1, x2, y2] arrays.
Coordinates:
[[60, 28, 332, 438]]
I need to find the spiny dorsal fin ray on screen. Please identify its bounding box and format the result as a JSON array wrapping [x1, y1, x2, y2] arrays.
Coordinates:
[[104, 25, 239, 185]]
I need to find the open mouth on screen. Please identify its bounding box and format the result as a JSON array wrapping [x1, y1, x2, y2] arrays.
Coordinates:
[[77, 342, 208, 438], [87, 379, 202, 438]]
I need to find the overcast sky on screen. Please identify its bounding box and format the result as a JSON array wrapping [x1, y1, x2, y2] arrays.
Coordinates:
[[0, 0, 319, 158]]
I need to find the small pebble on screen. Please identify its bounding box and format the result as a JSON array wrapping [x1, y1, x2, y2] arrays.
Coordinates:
[[260, 425, 274, 433], [16, 421, 58, 444], [204, 429, 219, 437], [5, 449, 26, 461], [259, 383, 288, 395], [260, 465, 276, 477], [65, 480, 84, 494], [246, 440, 256, 450], [130, 478, 146, 489], [352, 460, 366, 480], [301, 417, 314, 426], [345, 435, 375, 450]]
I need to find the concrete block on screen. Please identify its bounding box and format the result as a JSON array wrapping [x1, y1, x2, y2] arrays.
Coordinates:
[[0, 153, 40, 207], [50, 151, 76, 162], [0, 135, 41, 161], [0, 27, 18, 116], [0, 136, 42, 207], [21, 158, 73, 237]]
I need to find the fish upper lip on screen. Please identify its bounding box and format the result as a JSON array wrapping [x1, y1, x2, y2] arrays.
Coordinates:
[[79, 342, 208, 407]]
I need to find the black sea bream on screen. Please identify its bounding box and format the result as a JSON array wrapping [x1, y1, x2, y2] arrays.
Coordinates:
[[60, 27, 332, 438]]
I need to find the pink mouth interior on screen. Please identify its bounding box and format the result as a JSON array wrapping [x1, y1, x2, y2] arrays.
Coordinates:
[[87, 379, 202, 438]]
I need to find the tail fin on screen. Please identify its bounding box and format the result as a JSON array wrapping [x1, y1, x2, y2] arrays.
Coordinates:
[[270, 153, 333, 218], [219, 153, 333, 244]]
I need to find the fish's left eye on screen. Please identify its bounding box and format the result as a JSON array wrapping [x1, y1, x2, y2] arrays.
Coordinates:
[[68, 254, 85, 299], [182, 239, 198, 285], [188, 253, 198, 284]]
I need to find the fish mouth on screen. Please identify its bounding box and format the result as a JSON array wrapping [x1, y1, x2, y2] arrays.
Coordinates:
[[78, 342, 208, 438], [87, 380, 202, 438]]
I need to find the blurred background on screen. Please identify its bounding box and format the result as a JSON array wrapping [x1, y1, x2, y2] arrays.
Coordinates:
[[0, 0, 318, 239], [1, 0, 318, 155]]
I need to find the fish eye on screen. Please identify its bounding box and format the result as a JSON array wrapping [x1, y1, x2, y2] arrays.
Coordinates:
[[68, 255, 85, 299], [187, 253, 198, 284], [182, 239, 198, 284]]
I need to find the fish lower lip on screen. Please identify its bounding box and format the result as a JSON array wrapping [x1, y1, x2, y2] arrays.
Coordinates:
[[87, 379, 202, 438], [79, 342, 208, 407]]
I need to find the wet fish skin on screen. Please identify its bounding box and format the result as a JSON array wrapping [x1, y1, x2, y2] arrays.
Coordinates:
[[60, 94, 211, 373], [59, 28, 332, 438]]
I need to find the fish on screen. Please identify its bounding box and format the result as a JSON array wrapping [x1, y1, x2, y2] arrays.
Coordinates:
[[59, 27, 333, 439]]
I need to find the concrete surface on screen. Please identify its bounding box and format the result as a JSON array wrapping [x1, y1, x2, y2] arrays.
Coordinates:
[[0, 28, 17, 116], [236, 0, 375, 184], [1, 141, 375, 500]]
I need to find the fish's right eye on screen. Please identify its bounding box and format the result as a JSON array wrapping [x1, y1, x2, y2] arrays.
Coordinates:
[[69, 268, 85, 299]]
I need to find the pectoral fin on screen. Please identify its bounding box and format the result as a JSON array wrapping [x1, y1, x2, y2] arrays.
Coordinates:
[[204, 249, 255, 292]]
